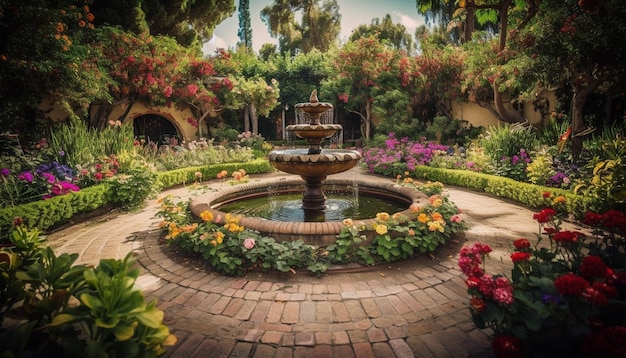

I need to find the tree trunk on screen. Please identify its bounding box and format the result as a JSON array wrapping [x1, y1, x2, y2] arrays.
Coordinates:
[[364, 100, 372, 139], [249, 102, 258, 134], [243, 104, 250, 132], [463, 6, 476, 43]]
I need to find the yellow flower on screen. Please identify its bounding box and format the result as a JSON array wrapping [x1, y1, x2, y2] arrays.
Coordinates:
[[225, 213, 240, 224], [553, 195, 566, 204], [403, 177, 413, 183], [214, 231, 224, 244], [376, 212, 390, 221], [418, 213, 429, 223], [432, 198, 443, 207], [428, 221, 445, 233], [342, 218, 354, 227], [200, 210, 214, 222], [375, 224, 388, 235]]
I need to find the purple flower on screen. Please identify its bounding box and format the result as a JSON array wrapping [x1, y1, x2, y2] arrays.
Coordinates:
[[18, 171, 34, 183], [59, 150, 65, 157], [0, 168, 9, 177], [541, 293, 560, 305]]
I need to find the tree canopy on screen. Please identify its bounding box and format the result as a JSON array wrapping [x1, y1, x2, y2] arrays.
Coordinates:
[[90, 0, 236, 48], [260, 0, 341, 54]]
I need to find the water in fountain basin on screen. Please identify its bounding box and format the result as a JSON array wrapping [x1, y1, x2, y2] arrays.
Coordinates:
[[216, 190, 405, 222]]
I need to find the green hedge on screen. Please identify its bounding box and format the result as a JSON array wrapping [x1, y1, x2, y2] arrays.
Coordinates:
[[0, 160, 274, 236], [412, 166, 593, 218], [156, 159, 273, 188]]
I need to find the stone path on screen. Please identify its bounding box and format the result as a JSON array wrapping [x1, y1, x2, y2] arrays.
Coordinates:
[[47, 169, 579, 357]]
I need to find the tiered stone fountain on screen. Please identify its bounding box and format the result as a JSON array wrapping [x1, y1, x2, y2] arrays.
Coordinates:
[[190, 91, 425, 246], [267, 90, 362, 218]]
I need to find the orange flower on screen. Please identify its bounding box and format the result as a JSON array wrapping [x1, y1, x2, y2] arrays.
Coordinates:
[[418, 213, 429, 223], [431, 212, 444, 222], [86, 12, 95, 22], [56, 22, 64, 33], [78, 19, 86, 28]]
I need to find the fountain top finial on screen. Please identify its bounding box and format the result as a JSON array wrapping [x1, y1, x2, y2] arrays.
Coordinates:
[[310, 89, 319, 103]]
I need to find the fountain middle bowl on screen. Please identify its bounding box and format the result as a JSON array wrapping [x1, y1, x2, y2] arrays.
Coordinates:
[[267, 148, 361, 177], [189, 178, 428, 247]]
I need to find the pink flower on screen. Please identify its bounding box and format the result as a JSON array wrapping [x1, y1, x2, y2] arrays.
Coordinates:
[[492, 287, 514, 305], [243, 238, 255, 249]]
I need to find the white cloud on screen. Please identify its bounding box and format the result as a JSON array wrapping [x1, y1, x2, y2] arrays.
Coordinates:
[[202, 35, 229, 56], [393, 10, 423, 32]]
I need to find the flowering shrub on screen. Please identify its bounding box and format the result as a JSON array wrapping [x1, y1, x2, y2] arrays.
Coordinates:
[[156, 195, 328, 276], [361, 133, 449, 176], [1, 161, 79, 206], [460, 200, 626, 357], [494, 148, 531, 182], [326, 177, 466, 264], [75, 155, 120, 186]]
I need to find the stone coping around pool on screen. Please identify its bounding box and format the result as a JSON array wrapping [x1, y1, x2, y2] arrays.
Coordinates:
[[189, 177, 428, 247]]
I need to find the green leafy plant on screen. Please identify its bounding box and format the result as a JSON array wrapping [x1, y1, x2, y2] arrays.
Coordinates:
[[575, 138, 626, 213], [0, 222, 176, 357], [51, 253, 176, 357], [108, 152, 158, 211]]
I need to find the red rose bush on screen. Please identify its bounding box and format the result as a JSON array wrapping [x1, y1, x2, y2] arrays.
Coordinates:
[[460, 202, 626, 357]]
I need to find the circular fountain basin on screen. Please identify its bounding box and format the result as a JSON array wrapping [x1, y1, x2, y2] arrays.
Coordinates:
[[267, 149, 361, 177], [189, 178, 428, 247]]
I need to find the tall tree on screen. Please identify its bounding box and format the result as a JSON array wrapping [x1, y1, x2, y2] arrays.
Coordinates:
[[527, 0, 626, 158], [322, 36, 400, 139], [237, 0, 252, 50], [90, 0, 236, 48], [260, 0, 340, 54], [349, 14, 414, 52]]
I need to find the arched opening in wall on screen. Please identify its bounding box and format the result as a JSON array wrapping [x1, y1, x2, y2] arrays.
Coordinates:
[[133, 114, 180, 146]]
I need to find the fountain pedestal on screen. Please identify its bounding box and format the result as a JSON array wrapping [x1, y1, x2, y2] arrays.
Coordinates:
[[268, 90, 362, 219]]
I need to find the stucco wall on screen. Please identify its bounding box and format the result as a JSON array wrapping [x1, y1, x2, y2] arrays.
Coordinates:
[[451, 91, 557, 128], [107, 102, 198, 142]]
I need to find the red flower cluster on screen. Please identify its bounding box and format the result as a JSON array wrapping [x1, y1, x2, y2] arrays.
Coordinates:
[[511, 252, 531, 263], [554, 259, 619, 307], [554, 273, 590, 296], [532, 207, 556, 223], [513, 238, 530, 249], [551, 230, 583, 244], [580, 255, 608, 278], [584, 210, 626, 232], [459, 242, 514, 309], [492, 335, 523, 358]]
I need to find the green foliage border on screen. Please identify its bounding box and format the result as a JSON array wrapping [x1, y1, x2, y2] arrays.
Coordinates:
[[0, 159, 274, 235], [412, 166, 590, 219]]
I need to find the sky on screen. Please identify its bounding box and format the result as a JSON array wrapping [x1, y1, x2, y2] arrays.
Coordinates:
[[202, 0, 426, 55]]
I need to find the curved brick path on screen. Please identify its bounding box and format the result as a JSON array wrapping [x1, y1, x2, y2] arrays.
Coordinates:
[[47, 168, 573, 357]]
